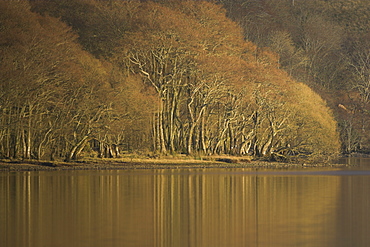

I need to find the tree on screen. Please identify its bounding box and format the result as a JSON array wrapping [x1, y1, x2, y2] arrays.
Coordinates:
[[20, 0, 341, 160], [0, 1, 112, 160]]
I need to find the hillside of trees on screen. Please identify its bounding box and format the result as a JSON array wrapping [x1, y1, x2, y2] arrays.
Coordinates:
[[218, 0, 370, 154], [0, 0, 344, 162]]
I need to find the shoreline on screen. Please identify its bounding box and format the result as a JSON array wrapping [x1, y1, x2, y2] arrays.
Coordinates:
[[0, 158, 351, 172]]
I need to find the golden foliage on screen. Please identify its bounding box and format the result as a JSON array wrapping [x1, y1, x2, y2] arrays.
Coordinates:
[[0, 0, 341, 160]]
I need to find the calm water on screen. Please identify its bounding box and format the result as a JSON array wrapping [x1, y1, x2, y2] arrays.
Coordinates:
[[1, 158, 370, 247]]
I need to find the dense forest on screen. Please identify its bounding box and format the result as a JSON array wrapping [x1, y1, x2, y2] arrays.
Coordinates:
[[219, 0, 370, 155], [3, 0, 367, 162]]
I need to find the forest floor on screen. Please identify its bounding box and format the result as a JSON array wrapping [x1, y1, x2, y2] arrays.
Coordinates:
[[0, 155, 350, 172]]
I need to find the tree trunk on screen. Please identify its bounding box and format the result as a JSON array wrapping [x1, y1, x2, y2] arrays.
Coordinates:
[[25, 116, 32, 159], [159, 102, 167, 153], [66, 135, 89, 161], [168, 90, 177, 154], [37, 128, 53, 160], [200, 113, 207, 154]]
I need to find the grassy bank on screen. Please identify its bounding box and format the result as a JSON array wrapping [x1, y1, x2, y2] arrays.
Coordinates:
[[0, 155, 349, 172]]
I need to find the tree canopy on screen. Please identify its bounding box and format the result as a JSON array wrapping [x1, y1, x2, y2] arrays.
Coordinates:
[[0, 0, 341, 161], [218, 0, 370, 154]]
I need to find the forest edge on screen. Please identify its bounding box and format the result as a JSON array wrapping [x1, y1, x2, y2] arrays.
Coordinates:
[[0, 156, 353, 172]]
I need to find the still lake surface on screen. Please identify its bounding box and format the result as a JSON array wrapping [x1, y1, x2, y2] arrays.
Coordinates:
[[1, 158, 370, 247]]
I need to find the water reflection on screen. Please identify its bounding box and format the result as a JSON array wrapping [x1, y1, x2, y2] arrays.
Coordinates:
[[1, 168, 370, 247]]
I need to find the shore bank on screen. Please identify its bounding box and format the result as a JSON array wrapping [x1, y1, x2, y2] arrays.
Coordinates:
[[0, 157, 350, 172]]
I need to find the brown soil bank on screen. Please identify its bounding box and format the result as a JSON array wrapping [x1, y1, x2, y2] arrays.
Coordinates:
[[0, 157, 350, 172]]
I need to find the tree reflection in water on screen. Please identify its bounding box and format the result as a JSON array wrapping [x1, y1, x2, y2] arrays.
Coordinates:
[[1, 168, 370, 247]]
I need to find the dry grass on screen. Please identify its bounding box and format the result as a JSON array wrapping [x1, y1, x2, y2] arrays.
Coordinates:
[[0, 155, 348, 172], [80, 154, 253, 164]]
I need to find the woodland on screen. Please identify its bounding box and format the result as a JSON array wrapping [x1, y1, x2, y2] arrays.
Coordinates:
[[1, 0, 367, 162]]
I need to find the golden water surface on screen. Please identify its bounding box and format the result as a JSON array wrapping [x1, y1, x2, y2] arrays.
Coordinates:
[[1, 165, 370, 247]]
